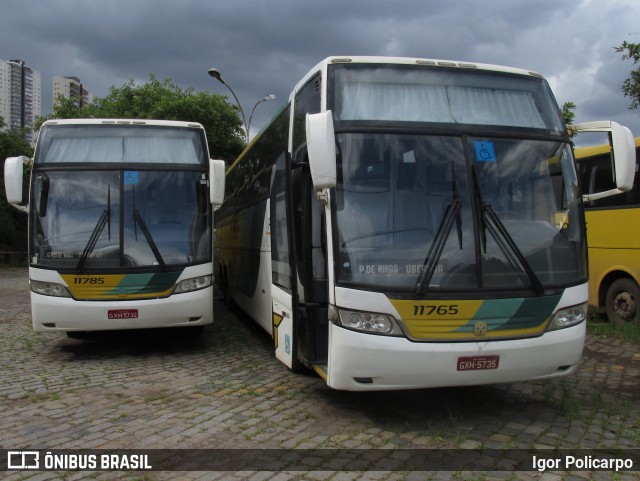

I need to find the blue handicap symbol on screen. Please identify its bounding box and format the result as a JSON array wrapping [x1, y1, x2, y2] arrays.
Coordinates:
[[474, 141, 497, 162]]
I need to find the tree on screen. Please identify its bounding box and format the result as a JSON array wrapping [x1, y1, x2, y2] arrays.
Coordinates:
[[615, 40, 640, 109], [561, 101, 576, 126], [0, 116, 33, 254], [37, 75, 246, 161]]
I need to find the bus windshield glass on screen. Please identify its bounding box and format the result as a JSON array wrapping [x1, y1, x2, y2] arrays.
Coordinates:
[[333, 133, 585, 293], [35, 125, 206, 165], [31, 169, 211, 270], [330, 64, 564, 132]]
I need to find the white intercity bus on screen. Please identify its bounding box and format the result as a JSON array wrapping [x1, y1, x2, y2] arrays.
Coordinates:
[[4, 119, 225, 336], [214, 56, 635, 390]]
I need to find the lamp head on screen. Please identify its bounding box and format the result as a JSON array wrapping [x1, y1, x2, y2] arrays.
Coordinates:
[[208, 68, 224, 83]]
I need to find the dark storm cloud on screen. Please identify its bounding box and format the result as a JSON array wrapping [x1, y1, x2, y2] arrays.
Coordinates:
[[1, 0, 638, 137]]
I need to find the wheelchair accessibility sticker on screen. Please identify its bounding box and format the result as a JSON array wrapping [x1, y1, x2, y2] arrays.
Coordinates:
[[124, 171, 139, 185], [474, 140, 496, 162]]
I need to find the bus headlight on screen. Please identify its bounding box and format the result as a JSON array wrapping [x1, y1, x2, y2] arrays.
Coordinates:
[[30, 280, 71, 298], [337, 308, 403, 336], [547, 303, 587, 331], [173, 275, 212, 294]]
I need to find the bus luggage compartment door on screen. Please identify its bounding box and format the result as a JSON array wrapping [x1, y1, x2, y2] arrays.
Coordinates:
[[272, 285, 297, 370]]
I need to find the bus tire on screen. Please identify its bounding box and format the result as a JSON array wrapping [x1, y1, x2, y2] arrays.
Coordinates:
[[605, 278, 640, 326]]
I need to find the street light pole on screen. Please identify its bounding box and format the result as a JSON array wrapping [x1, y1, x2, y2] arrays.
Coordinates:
[[208, 67, 249, 141], [248, 94, 276, 139]]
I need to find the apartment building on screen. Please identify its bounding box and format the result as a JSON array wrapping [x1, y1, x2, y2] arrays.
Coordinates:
[[53, 75, 93, 107], [0, 59, 41, 143], [0, 60, 42, 142]]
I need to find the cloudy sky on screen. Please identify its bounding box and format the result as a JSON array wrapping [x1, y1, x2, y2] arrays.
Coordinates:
[[2, 0, 639, 140]]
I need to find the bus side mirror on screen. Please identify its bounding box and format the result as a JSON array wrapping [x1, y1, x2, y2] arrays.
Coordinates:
[[210, 159, 226, 208], [4, 156, 29, 208], [572, 121, 635, 202], [306, 111, 337, 203]]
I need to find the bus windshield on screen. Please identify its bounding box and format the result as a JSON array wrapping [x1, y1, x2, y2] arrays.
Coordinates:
[[31, 170, 211, 270], [333, 133, 585, 293]]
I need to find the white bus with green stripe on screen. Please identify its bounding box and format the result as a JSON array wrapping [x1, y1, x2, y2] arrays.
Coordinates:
[[4, 119, 226, 335], [214, 56, 635, 390]]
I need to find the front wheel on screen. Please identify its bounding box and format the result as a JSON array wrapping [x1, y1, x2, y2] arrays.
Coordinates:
[[605, 278, 640, 326]]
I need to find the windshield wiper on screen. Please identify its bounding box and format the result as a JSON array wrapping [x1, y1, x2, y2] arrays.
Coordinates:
[[76, 186, 111, 273], [132, 187, 166, 270], [471, 167, 544, 295], [415, 162, 463, 296]]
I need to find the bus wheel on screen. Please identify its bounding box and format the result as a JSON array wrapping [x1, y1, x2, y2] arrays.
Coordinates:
[[605, 278, 640, 326]]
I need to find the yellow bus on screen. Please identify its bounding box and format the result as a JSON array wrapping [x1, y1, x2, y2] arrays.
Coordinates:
[[576, 137, 640, 326]]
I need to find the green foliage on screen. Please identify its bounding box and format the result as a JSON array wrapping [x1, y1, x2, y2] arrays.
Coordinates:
[[37, 74, 246, 161], [615, 40, 640, 110], [0, 116, 32, 252], [587, 310, 640, 345], [561, 101, 576, 126]]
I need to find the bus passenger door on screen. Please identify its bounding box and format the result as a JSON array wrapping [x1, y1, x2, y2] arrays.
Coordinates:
[[290, 162, 329, 366], [270, 154, 329, 371]]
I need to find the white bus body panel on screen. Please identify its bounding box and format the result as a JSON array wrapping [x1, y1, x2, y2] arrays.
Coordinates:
[[272, 284, 294, 369], [228, 247, 273, 333], [29, 264, 213, 332], [218, 199, 273, 333], [327, 321, 585, 391], [326, 284, 587, 391]]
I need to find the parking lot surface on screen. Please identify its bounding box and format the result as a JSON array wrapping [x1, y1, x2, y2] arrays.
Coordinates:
[[0, 267, 638, 480]]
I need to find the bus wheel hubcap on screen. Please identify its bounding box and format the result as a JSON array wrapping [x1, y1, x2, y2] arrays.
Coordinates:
[[614, 291, 635, 320]]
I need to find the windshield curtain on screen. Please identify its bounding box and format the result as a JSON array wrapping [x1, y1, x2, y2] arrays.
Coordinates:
[[333, 133, 586, 293], [31, 169, 211, 270], [36, 125, 206, 164], [330, 64, 565, 133]]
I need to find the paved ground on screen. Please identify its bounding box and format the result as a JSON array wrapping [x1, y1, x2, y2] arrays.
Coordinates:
[[0, 267, 638, 481]]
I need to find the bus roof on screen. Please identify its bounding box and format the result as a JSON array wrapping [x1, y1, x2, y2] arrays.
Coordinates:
[[293, 55, 546, 94], [575, 137, 640, 159], [41, 118, 205, 129]]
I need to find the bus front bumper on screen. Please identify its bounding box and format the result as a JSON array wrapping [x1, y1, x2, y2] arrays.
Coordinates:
[[30, 287, 213, 332], [326, 321, 586, 391]]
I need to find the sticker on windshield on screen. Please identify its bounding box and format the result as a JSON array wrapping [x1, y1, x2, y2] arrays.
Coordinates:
[[402, 150, 416, 163], [474, 141, 496, 162], [124, 171, 139, 185]]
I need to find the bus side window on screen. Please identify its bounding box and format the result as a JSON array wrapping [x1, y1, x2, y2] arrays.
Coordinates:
[[590, 165, 615, 196], [584, 153, 633, 208], [292, 73, 321, 164]]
